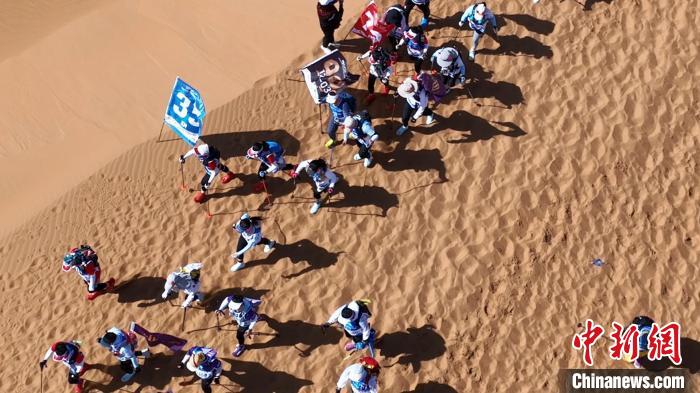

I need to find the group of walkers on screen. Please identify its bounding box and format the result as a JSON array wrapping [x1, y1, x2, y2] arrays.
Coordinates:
[[41, 1, 507, 392], [46, 246, 381, 392]]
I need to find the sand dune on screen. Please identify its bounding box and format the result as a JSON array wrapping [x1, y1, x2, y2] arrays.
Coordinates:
[[0, 0, 698, 392]]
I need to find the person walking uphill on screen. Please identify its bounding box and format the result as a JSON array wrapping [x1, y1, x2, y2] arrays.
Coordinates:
[[97, 327, 151, 382], [459, 2, 499, 61], [431, 46, 467, 89], [325, 91, 357, 147], [397, 25, 429, 74], [230, 213, 276, 272], [162, 263, 204, 308], [245, 140, 295, 192], [216, 294, 262, 357], [291, 159, 338, 215], [395, 77, 435, 136], [178, 347, 223, 393], [39, 341, 90, 393], [323, 299, 376, 357], [62, 244, 114, 300], [357, 45, 394, 105], [404, 0, 431, 29], [179, 143, 235, 203], [335, 357, 381, 393], [318, 0, 344, 54], [342, 113, 379, 168]]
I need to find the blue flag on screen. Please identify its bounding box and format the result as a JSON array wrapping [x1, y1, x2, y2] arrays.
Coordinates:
[[164, 77, 206, 146]]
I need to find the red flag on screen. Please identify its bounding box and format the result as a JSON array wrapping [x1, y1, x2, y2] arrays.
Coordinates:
[[351, 1, 395, 44]]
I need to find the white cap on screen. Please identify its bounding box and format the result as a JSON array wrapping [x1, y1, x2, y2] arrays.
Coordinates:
[[397, 79, 419, 99], [318, 0, 335, 5], [194, 144, 209, 157], [326, 92, 338, 104], [343, 116, 357, 129], [474, 4, 486, 22], [436, 49, 457, 68]]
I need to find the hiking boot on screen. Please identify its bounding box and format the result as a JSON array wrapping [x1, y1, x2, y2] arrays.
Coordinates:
[[325, 139, 338, 149], [468, 49, 476, 61], [233, 344, 246, 357], [353, 154, 362, 161], [425, 114, 435, 125], [121, 372, 136, 382], [396, 125, 409, 136], [263, 240, 276, 253], [310, 201, 322, 215], [230, 262, 245, 272], [364, 157, 373, 168]]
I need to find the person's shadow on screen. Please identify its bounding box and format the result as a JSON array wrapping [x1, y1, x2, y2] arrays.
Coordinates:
[[431, 110, 527, 144], [88, 351, 188, 392], [246, 314, 342, 357], [116, 276, 167, 308], [584, 0, 614, 11], [373, 138, 448, 183], [207, 172, 295, 202], [200, 129, 300, 161], [479, 34, 553, 59], [378, 325, 446, 372], [325, 175, 399, 217], [639, 337, 700, 374], [500, 14, 555, 36], [402, 382, 459, 393], [244, 239, 343, 278], [219, 357, 313, 392]]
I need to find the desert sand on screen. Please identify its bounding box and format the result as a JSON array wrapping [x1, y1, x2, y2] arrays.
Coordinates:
[[0, 0, 698, 392]]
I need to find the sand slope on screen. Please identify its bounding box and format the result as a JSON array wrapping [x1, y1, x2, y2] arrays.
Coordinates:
[[0, 0, 699, 392]]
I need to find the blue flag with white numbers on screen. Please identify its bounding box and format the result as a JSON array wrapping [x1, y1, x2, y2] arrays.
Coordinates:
[[163, 77, 206, 146]]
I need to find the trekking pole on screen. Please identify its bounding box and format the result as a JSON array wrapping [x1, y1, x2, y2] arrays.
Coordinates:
[[179, 162, 186, 191], [205, 192, 212, 219], [215, 312, 221, 332], [329, 147, 334, 169], [261, 180, 272, 206], [40, 367, 44, 393], [181, 307, 187, 332], [318, 104, 324, 135], [390, 94, 398, 122]]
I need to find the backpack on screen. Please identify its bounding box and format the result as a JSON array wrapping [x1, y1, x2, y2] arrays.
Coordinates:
[[418, 73, 447, 103], [356, 299, 372, 317]]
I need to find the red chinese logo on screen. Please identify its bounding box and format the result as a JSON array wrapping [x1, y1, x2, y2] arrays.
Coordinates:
[[572, 319, 605, 366], [608, 322, 639, 361], [648, 322, 682, 365]]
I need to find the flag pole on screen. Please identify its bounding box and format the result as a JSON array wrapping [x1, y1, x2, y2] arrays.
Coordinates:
[[157, 122, 165, 143], [318, 104, 324, 135]]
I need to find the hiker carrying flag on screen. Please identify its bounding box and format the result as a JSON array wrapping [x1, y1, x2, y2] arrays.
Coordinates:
[[97, 327, 151, 382], [342, 113, 379, 168], [291, 159, 338, 215], [430, 46, 467, 89], [216, 294, 262, 357], [178, 347, 222, 393], [335, 356, 381, 393], [39, 341, 89, 393], [383, 4, 408, 51], [62, 245, 114, 300], [162, 262, 203, 308], [323, 300, 377, 357], [459, 2, 499, 61], [357, 45, 394, 105], [318, 0, 344, 54], [230, 213, 276, 272], [179, 143, 235, 201]]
